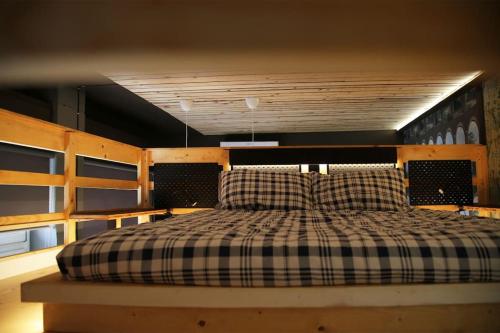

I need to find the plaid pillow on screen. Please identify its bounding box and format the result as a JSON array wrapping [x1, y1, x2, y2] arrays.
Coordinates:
[[312, 169, 408, 211], [219, 169, 313, 210]]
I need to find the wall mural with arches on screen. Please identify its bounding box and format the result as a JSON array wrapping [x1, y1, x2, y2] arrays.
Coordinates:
[[402, 81, 485, 145]]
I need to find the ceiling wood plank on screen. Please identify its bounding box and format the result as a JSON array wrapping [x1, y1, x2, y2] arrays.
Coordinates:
[[108, 71, 479, 135]]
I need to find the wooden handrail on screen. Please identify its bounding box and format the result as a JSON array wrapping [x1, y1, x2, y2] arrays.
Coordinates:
[[0, 213, 66, 227], [0, 170, 64, 186], [0, 108, 150, 247], [74, 176, 139, 190], [0, 107, 491, 251]]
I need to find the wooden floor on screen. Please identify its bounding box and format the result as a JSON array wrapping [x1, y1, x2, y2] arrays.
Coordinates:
[[0, 266, 58, 333]]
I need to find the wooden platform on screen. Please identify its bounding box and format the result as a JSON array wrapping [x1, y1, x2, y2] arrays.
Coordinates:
[[21, 273, 500, 308], [21, 273, 500, 333]]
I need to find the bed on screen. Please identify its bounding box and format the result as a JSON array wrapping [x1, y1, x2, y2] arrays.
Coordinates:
[[27, 168, 500, 332], [56, 207, 500, 287]]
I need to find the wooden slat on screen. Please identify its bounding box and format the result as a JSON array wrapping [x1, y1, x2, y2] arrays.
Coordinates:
[[64, 132, 76, 243], [0, 213, 65, 227], [0, 170, 64, 186], [138, 149, 150, 208], [0, 108, 66, 151], [109, 71, 480, 135], [169, 208, 213, 215], [463, 205, 500, 212], [415, 205, 460, 212], [149, 147, 230, 170], [70, 208, 166, 220], [0, 245, 63, 263], [75, 176, 138, 190], [43, 303, 500, 333], [72, 131, 141, 165], [138, 215, 150, 224], [22, 273, 500, 308], [0, 219, 65, 232]]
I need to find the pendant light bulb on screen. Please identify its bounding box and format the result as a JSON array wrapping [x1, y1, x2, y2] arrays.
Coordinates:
[[245, 97, 259, 110], [180, 99, 193, 112]]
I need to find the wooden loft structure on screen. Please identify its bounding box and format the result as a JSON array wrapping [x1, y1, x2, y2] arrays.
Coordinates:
[[0, 107, 497, 332], [0, 107, 492, 238], [0, 108, 165, 258]]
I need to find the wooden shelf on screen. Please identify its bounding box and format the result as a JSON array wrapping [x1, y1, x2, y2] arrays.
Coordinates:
[[70, 208, 167, 220], [169, 208, 213, 215], [462, 205, 500, 212]]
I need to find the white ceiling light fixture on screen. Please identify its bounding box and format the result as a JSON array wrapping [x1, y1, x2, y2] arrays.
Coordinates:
[[220, 97, 278, 147], [395, 71, 482, 130], [180, 99, 192, 149], [245, 96, 259, 142], [245, 97, 260, 110], [180, 99, 193, 112]]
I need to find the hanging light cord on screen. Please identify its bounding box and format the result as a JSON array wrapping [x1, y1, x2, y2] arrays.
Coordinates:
[[185, 110, 188, 149], [251, 107, 255, 142]]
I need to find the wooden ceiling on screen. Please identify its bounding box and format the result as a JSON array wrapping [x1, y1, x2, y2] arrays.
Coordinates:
[[108, 71, 479, 135]]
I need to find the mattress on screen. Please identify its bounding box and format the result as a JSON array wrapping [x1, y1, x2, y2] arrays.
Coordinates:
[[57, 208, 500, 286]]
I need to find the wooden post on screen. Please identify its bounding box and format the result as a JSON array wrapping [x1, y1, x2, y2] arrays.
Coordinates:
[[475, 145, 489, 204], [138, 149, 150, 208], [63, 132, 77, 244], [138, 215, 150, 224], [115, 218, 122, 229]]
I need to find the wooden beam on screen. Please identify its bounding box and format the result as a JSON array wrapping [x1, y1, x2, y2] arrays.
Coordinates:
[[138, 215, 150, 224], [64, 132, 76, 243], [0, 108, 65, 152], [415, 205, 460, 212], [0, 170, 64, 187], [474, 146, 489, 204], [72, 131, 141, 165], [397, 144, 485, 162], [149, 147, 230, 170], [0, 219, 65, 232], [70, 208, 166, 220], [0, 213, 65, 227], [138, 149, 150, 208], [74, 176, 138, 190], [22, 273, 500, 308], [42, 303, 500, 333], [169, 208, 213, 215], [64, 220, 77, 245]]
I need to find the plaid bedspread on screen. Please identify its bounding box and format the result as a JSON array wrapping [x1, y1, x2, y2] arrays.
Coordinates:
[[57, 208, 500, 286]]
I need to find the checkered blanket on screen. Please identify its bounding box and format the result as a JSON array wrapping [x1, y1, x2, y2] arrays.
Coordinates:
[[57, 208, 500, 286]]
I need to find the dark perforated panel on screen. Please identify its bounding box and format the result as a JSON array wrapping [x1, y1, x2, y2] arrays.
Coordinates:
[[154, 163, 222, 209], [408, 160, 473, 205]]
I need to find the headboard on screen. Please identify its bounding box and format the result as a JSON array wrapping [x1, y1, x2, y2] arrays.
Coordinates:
[[147, 145, 488, 213]]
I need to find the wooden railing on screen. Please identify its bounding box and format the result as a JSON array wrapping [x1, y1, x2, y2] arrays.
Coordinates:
[[0, 108, 152, 247], [0, 108, 490, 254]]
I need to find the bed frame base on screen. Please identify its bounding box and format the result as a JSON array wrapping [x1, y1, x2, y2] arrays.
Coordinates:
[[44, 303, 500, 333]]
